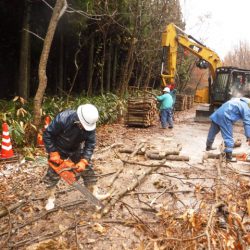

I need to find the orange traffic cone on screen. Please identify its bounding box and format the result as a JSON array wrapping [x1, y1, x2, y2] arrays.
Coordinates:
[[37, 116, 51, 147], [1, 122, 14, 159]]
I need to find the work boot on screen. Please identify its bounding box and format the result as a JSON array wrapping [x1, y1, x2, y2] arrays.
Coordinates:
[[206, 145, 217, 151], [226, 152, 237, 162]]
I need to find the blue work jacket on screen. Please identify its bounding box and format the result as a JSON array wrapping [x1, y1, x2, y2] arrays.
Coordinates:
[[210, 97, 250, 139], [43, 110, 96, 161]]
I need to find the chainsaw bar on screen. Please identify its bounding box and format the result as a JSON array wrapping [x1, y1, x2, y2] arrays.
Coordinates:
[[72, 181, 104, 209], [48, 161, 104, 209]]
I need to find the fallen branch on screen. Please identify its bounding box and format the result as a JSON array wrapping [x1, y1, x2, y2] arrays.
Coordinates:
[[165, 155, 189, 161], [108, 168, 123, 187], [150, 185, 175, 206], [205, 202, 224, 249], [95, 143, 123, 155], [0, 199, 87, 237], [0, 204, 12, 249], [0, 200, 26, 218], [119, 158, 173, 168], [8, 222, 85, 249], [131, 142, 146, 158], [118, 148, 144, 155], [102, 165, 162, 216], [108, 143, 148, 189], [203, 152, 220, 161]]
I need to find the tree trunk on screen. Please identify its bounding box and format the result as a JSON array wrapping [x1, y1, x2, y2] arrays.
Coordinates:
[[126, 53, 136, 88], [118, 37, 136, 96], [100, 36, 106, 95], [18, 1, 31, 100], [58, 26, 64, 96], [111, 45, 118, 92], [105, 43, 111, 92], [87, 36, 94, 96], [144, 64, 153, 88], [33, 0, 67, 137]]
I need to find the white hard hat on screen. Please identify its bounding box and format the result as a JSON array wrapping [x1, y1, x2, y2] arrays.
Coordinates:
[[163, 87, 170, 92], [77, 104, 99, 131]]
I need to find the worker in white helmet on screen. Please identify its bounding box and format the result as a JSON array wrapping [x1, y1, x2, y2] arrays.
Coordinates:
[[42, 104, 99, 189], [156, 87, 174, 129]]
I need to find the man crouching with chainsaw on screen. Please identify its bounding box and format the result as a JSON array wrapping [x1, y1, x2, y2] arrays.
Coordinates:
[[42, 103, 99, 191]]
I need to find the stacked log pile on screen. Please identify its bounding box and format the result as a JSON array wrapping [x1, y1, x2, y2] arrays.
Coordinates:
[[186, 95, 194, 109], [174, 94, 194, 111], [125, 97, 157, 127], [175, 94, 187, 111]]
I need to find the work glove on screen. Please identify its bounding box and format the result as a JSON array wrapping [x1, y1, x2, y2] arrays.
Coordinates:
[[62, 159, 75, 167], [75, 159, 88, 173], [49, 151, 63, 165]]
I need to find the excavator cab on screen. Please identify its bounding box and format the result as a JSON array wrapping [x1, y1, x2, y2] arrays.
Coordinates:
[[212, 67, 250, 105], [195, 67, 250, 122]]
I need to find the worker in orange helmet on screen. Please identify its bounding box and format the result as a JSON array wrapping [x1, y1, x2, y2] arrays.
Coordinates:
[[42, 104, 99, 190]]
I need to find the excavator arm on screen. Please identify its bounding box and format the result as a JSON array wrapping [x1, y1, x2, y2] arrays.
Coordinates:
[[161, 23, 223, 86]]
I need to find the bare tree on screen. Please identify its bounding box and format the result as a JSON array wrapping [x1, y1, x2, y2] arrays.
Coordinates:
[[33, 0, 67, 138], [224, 40, 250, 69]]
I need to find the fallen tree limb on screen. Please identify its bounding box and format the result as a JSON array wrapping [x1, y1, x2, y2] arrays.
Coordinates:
[[150, 185, 175, 206], [0, 200, 26, 219], [0, 204, 12, 249], [108, 142, 147, 188], [205, 201, 224, 249], [118, 148, 144, 155], [95, 143, 123, 155], [119, 149, 181, 158], [165, 155, 189, 161], [0, 199, 87, 237], [118, 158, 173, 168], [203, 152, 220, 161], [131, 142, 146, 158], [102, 165, 162, 216], [8, 222, 86, 249], [108, 168, 123, 188]]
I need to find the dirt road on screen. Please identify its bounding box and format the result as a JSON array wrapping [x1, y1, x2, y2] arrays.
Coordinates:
[[1, 106, 250, 249]]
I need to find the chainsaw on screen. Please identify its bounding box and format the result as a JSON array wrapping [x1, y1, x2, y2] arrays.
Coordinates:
[[234, 152, 250, 162], [49, 160, 104, 209]]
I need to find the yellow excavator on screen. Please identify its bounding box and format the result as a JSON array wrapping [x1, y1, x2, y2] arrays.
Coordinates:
[[161, 23, 250, 120]]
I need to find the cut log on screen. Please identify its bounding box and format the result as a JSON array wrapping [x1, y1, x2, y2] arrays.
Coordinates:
[[203, 152, 220, 161], [165, 155, 189, 161]]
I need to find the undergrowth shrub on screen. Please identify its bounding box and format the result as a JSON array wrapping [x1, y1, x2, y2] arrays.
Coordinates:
[[0, 93, 126, 150]]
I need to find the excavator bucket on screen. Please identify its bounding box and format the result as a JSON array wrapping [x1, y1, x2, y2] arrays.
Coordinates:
[[194, 104, 214, 122], [194, 87, 214, 122]]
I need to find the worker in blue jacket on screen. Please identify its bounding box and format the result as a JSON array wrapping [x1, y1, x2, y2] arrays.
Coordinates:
[[43, 104, 99, 188], [206, 97, 250, 161], [156, 87, 174, 129]]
